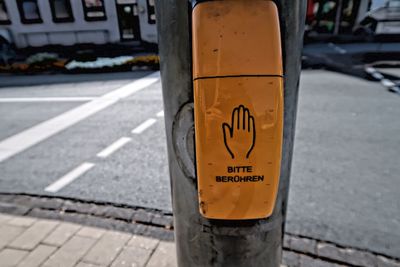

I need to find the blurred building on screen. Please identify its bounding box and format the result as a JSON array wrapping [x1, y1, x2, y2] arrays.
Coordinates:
[[306, 0, 371, 36], [0, 0, 157, 48], [306, 0, 400, 40], [356, 0, 400, 39]]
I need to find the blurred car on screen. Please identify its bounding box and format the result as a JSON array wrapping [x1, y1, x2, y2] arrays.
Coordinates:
[[354, 0, 400, 40]]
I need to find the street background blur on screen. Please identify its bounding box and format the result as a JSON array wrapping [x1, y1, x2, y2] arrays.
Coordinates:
[[0, 1, 399, 266]]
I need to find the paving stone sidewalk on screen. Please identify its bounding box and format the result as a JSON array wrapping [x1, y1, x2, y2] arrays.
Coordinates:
[[0, 213, 176, 267], [1, 194, 399, 267]]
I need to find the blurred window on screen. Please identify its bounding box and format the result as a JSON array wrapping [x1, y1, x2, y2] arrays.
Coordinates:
[[17, 0, 43, 24], [312, 0, 338, 34], [339, 0, 361, 34], [50, 0, 74, 23], [387, 0, 400, 8], [0, 0, 11, 24], [147, 0, 156, 24], [306, 0, 363, 35], [82, 0, 107, 21]]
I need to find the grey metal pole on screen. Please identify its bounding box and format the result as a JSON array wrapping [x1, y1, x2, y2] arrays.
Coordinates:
[[334, 0, 343, 35], [155, 1, 306, 266]]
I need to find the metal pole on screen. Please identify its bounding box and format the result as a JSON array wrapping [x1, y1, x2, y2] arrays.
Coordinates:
[[155, 0, 306, 266], [334, 0, 343, 35]]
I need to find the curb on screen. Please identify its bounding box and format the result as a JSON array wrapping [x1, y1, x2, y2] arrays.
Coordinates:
[[1, 193, 399, 267], [0, 193, 174, 242]]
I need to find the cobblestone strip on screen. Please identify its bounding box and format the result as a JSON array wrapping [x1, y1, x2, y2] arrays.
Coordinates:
[[283, 235, 400, 267], [0, 193, 173, 236]]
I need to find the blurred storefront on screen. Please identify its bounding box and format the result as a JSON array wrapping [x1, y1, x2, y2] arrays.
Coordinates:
[[306, 0, 371, 37], [305, 0, 400, 41]]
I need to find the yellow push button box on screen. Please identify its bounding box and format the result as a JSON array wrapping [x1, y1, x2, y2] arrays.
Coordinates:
[[193, 0, 283, 220]]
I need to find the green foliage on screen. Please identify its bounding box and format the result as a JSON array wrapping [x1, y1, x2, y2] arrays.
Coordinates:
[[26, 53, 59, 66]]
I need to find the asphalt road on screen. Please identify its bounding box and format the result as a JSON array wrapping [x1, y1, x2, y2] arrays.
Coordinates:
[[0, 70, 399, 258]]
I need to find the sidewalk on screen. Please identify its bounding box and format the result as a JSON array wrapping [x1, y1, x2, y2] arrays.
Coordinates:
[[0, 213, 176, 267], [1, 194, 399, 267]]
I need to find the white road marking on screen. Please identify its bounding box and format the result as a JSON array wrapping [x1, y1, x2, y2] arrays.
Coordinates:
[[388, 86, 400, 93], [0, 97, 96, 103], [365, 67, 375, 74], [372, 72, 384, 80], [132, 118, 157, 134], [328, 42, 347, 54], [96, 137, 131, 158], [381, 79, 396, 88], [156, 110, 164, 117], [44, 162, 95, 193], [0, 72, 159, 163], [365, 67, 400, 94]]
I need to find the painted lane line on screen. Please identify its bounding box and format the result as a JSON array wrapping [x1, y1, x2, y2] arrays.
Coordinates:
[[156, 110, 164, 117], [388, 86, 400, 93], [381, 79, 396, 88], [0, 97, 96, 103], [328, 42, 347, 54], [0, 72, 159, 163], [96, 137, 132, 158], [132, 118, 157, 134], [336, 47, 347, 54], [365, 66, 400, 94], [371, 72, 384, 80], [365, 67, 375, 74], [45, 162, 95, 193]]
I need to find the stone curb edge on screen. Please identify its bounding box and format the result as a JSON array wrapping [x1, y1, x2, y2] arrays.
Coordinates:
[[0, 193, 174, 241], [0, 193, 399, 267]]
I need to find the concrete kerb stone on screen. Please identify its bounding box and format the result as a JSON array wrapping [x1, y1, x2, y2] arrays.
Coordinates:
[[0, 202, 30, 215], [283, 251, 301, 267], [12, 195, 64, 210], [376, 256, 400, 267], [286, 235, 317, 255], [284, 234, 400, 267]]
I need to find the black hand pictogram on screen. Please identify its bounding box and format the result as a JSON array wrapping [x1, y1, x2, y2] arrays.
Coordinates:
[[222, 105, 256, 159]]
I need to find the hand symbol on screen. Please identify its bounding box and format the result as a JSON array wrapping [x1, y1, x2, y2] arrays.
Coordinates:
[[222, 105, 256, 159]]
